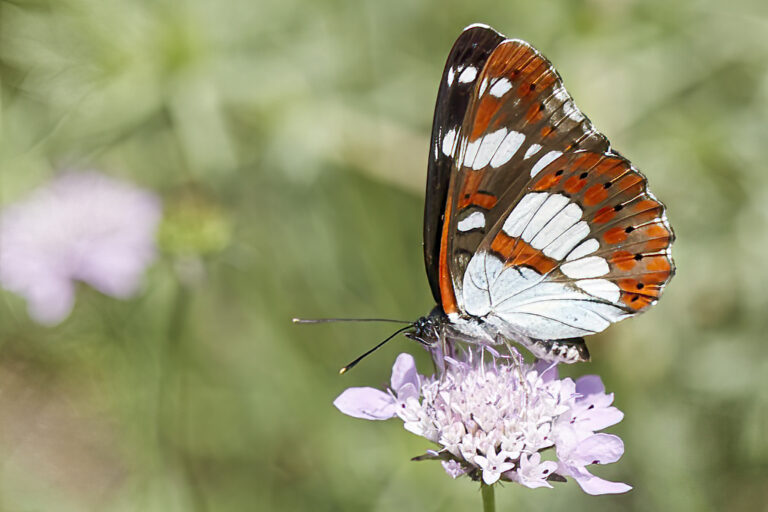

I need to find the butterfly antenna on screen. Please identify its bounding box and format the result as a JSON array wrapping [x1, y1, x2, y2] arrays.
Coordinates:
[[292, 317, 412, 325], [339, 324, 414, 374]]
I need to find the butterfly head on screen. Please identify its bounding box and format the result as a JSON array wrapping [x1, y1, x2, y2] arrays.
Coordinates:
[[405, 306, 447, 347]]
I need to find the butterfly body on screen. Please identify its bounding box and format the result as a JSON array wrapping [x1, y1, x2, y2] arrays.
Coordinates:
[[409, 307, 591, 363], [416, 24, 674, 364]]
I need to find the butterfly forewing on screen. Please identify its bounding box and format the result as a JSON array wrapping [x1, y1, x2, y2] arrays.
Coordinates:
[[433, 27, 674, 342], [442, 38, 609, 310], [424, 24, 505, 305]]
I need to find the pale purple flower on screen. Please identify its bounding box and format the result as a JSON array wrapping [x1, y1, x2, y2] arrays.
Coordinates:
[[441, 459, 467, 479], [512, 453, 558, 489], [0, 172, 161, 325], [334, 350, 631, 495]]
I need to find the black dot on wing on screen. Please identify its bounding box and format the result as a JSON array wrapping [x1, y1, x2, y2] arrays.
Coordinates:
[[464, 193, 470, 198], [579, 172, 588, 179], [625, 226, 635, 233], [555, 169, 564, 176], [614, 204, 624, 212], [637, 283, 645, 289], [539, 103, 545, 111], [529, 83, 536, 91], [634, 253, 643, 261], [603, 182, 613, 189]]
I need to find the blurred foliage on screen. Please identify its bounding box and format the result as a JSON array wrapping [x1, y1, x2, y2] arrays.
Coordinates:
[[1, 0, 768, 510]]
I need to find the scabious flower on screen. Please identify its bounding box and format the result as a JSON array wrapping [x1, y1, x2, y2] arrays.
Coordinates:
[[0, 171, 161, 325], [334, 350, 631, 495]]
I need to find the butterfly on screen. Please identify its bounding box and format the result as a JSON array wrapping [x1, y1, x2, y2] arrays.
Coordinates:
[[403, 24, 675, 364], [295, 24, 675, 370]]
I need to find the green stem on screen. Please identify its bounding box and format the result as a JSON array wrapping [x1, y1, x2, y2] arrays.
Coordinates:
[[481, 483, 495, 512], [157, 278, 207, 511]]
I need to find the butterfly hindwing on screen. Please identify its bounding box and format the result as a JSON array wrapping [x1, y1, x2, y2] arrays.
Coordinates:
[[434, 28, 674, 342], [460, 151, 674, 340]]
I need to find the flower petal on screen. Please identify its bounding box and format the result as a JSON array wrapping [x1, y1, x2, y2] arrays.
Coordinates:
[[390, 353, 419, 391], [396, 382, 419, 402], [514, 453, 556, 489], [569, 466, 632, 495], [576, 406, 624, 432], [24, 277, 76, 326], [333, 387, 396, 420], [482, 470, 502, 485], [575, 375, 605, 396], [534, 360, 559, 382], [441, 460, 468, 479], [569, 433, 625, 466]]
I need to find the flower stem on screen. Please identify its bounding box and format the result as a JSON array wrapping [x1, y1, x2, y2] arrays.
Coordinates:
[[481, 483, 495, 512]]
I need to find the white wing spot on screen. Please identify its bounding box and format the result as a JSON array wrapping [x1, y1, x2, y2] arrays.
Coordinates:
[[500, 192, 592, 259], [490, 131, 525, 168], [502, 193, 548, 237], [472, 129, 507, 170], [575, 279, 620, 303], [521, 194, 571, 243], [561, 256, 610, 279], [442, 129, 457, 157], [489, 78, 512, 97], [530, 151, 563, 177], [463, 139, 481, 168], [447, 67, 455, 86], [459, 66, 477, 83], [566, 238, 599, 261], [530, 203, 582, 250], [544, 221, 589, 260], [524, 144, 542, 159], [457, 211, 486, 232], [478, 78, 488, 97]]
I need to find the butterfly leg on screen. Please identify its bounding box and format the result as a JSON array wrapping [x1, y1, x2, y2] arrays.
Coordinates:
[[499, 337, 530, 405]]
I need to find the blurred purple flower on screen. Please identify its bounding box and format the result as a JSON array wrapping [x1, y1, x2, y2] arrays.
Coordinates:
[[334, 350, 631, 495], [0, 172, 161, 325]]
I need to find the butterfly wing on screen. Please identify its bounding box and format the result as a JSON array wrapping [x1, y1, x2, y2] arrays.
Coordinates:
[[436, 31, 674, 341], [424, 24, 505, 304]]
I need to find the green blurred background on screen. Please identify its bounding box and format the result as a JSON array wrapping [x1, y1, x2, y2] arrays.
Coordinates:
[[1, 0, 767, 510]]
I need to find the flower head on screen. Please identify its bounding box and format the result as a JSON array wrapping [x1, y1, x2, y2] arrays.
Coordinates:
[[334, 350, 631, 495], [0, 171, 161, 325]]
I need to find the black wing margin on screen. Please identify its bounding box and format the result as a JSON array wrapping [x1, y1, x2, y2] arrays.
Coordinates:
[[423, 24, 505, 304]]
